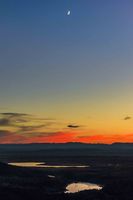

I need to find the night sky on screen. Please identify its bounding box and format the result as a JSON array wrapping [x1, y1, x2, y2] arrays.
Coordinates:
[[0, 0, 133, 143]]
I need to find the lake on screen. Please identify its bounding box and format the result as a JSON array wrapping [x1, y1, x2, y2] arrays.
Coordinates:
[[8, 162, 89, 168], [65, 182, 103, 193]]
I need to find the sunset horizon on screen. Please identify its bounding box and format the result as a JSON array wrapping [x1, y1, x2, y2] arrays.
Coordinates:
[[0, 111, 133, 145], [1, 1, 133, 145]]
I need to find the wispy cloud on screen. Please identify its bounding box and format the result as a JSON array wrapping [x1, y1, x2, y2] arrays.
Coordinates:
[[0, 112, 61, 143], [1, 113, 29, 117], [67, 124, 80, 128], [0, 130, 11, 137], [0, 111, 90, 143], [0, 130, 28, 144], [0, 118, 11, 126], [0, 112, 56, 128], [18, 125, 46, 133], [0, 129, 76, 143], [124, 116, 132, 120], [0, 112, 30, 126]]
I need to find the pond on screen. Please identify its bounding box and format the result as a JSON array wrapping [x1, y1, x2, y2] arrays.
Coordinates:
[[65, 182, 103, 193], [8, 162, 89, 168], [48, 175, 55, 178], [8, 162, 45, 167]]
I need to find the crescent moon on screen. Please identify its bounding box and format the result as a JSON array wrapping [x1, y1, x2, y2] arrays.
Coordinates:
[[67, 10, 71, 15]]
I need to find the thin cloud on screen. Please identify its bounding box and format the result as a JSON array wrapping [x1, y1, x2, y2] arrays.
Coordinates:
[[124, 116, 131, 120], [0, 129, 63, 143], [0, 118, 11, 126], [0, 130, 28, 144], [1, 113, 29, 117], [0, 130, 11, 137], [25, 131, 60, 137], [0, 112, 56, 129], [0, 112, 75, 143], [18, 124, 46, 132], [67, 124, 80, 128], [0, 112, 31, 126]]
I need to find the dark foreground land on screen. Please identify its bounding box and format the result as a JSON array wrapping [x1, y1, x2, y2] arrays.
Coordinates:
[[0, 143, 133, 200]]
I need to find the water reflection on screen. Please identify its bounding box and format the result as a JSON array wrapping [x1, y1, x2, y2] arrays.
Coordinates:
[[65, 182, 103, 193], [8, 162, 45, 167], [48, 175, 55, 178], [8, 162, 89, 168]]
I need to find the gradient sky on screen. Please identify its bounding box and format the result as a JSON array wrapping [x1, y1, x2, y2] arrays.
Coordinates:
[[0, 0, 133, 144]]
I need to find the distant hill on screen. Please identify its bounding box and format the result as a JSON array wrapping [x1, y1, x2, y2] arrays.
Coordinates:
[[0, 142, 133, 149], [0, 142, 133, 152], [0, 142, 108, 152], [1, 143, 133, 160]]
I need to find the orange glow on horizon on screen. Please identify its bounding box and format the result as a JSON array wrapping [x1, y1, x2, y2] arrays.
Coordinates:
[[1, 131, 133, 144]]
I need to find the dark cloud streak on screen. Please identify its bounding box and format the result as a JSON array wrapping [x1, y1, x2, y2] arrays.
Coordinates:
[[0, 118, 10, 126], [67, 124, 80, 128], [124, 116, 131, 120]]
